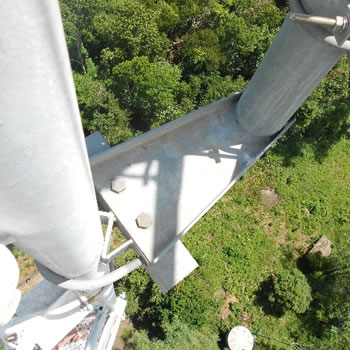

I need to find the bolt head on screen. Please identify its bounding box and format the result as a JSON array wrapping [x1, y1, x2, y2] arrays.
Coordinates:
[[111, 177, 126, 194], [136, 213, 152, 229]]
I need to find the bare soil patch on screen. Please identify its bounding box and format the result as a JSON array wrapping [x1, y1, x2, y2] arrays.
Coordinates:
[[217, 290, 240, 321], [113, 317, 135, 350], [261, 187, 281, 207], [18, 272, 43, 293]]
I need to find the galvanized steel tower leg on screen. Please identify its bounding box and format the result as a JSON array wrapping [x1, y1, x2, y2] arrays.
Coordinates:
[[0, 0, 103, 279], [236, 0, 349, 137]]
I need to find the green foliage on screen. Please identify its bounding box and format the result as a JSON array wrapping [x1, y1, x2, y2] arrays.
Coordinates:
[[302, 251, 350, 343], [269, 268, 312, 314], [165, 0, 217, 37], [94, 0, 170, 65], [293, 55, 350, 137], [74, 70, 134, 145], [181, 29, 226, 74], [129, 318, 219, 349], [60, 0, 102, 72], [111, 56, 191, 129], [220, 13, 276, 79], [199, 73, 247, 106], [154, 1, 180, 35]]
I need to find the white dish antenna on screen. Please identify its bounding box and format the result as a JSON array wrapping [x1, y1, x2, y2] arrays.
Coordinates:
[[227, 326, 254, 350]]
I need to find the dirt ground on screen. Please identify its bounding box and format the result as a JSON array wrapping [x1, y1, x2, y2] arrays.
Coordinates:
[[18, 271, 43, 293], [113, 317, 135, 350]]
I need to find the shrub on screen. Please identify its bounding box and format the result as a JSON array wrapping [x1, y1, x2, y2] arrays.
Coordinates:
[[269, 268, 312, 314], [129, 318, 220, 350]]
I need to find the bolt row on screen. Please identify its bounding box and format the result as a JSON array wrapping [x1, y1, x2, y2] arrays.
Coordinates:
[[110, 177, 152, 229]]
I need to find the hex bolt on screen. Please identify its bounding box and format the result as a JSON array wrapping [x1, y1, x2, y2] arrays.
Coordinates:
[[290, 12, 348, 33], [111, 177, 126, 194], [136, 212, 152, 229]]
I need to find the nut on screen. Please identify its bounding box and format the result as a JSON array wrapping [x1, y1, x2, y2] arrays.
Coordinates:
[[136, 212, 152, 229], [111, 177, 126, 194]]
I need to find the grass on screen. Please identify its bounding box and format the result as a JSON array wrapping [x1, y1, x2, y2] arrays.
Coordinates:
[[9, 246, 36, 284], [116, 134, 350, 349]]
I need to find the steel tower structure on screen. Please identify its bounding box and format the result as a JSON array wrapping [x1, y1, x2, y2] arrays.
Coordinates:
[[1, 0, 349, 348]]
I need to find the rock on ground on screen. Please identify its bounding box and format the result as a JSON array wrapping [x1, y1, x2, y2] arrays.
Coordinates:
[[309, 235, 332, 258]]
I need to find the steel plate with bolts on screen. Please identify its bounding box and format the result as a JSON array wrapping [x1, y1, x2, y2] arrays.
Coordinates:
[[89, 93, 294, 268]]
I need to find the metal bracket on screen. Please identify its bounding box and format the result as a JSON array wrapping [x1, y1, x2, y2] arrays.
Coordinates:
[[90, 93, 294, 267], [290, 0, 350, 49], [290, 13, 348, 35]]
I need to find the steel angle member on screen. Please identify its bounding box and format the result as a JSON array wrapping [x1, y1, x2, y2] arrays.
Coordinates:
[[144, 241, 198, 293], [85, 131, 111, 158], [86, 293, 127, 350], [89, 93, 293, 271], [86, 132, 198, 292]]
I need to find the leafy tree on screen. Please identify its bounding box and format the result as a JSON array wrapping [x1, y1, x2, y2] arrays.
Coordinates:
[[220, 13, 275, 79], [129, 317, 219, 350], [94, 0, 170, 67], [140, 0, 180, 36], [303, 249, 350, 343], [217, 1, 285, 79], [165, 0, 217, 37], [111, 56, 192, 129], [181, 29, 226, 74], [276, 55, 350, 163], [199, 73, 247, 106], [74, 63, 133, 145], [59, 0, 84, 72], [298, 56, 349, 133], [59, 0, 103, 72], [269, 268, 312, 314]]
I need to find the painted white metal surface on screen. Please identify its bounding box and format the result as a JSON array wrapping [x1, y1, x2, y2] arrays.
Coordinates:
[[2, 290, 93, 350], [16, 280, 65, 317], [146, 241, 198, 293], [0, 245, 21, 327], [86, 133, 198, 293], [94, 294, 127, 350], [43, 293, 127, 350], [85, 131, 111, 158], [90, 94, 290, 266], [0, 0, 103, 278]]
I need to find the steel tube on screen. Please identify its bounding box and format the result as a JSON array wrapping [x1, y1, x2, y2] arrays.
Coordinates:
[[236, 0, 347, 137], [100, 212, 115, 259], [102, 240, 134, 263], [0, 1, 103, 278], [57, 259, 142, 291]]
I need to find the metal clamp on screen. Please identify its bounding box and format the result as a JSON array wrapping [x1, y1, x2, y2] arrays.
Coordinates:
[[36, 211, 141, 291], [290, 13, 348, 34], [37, 259, 142, 291], [290, 0, 350, 50]]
